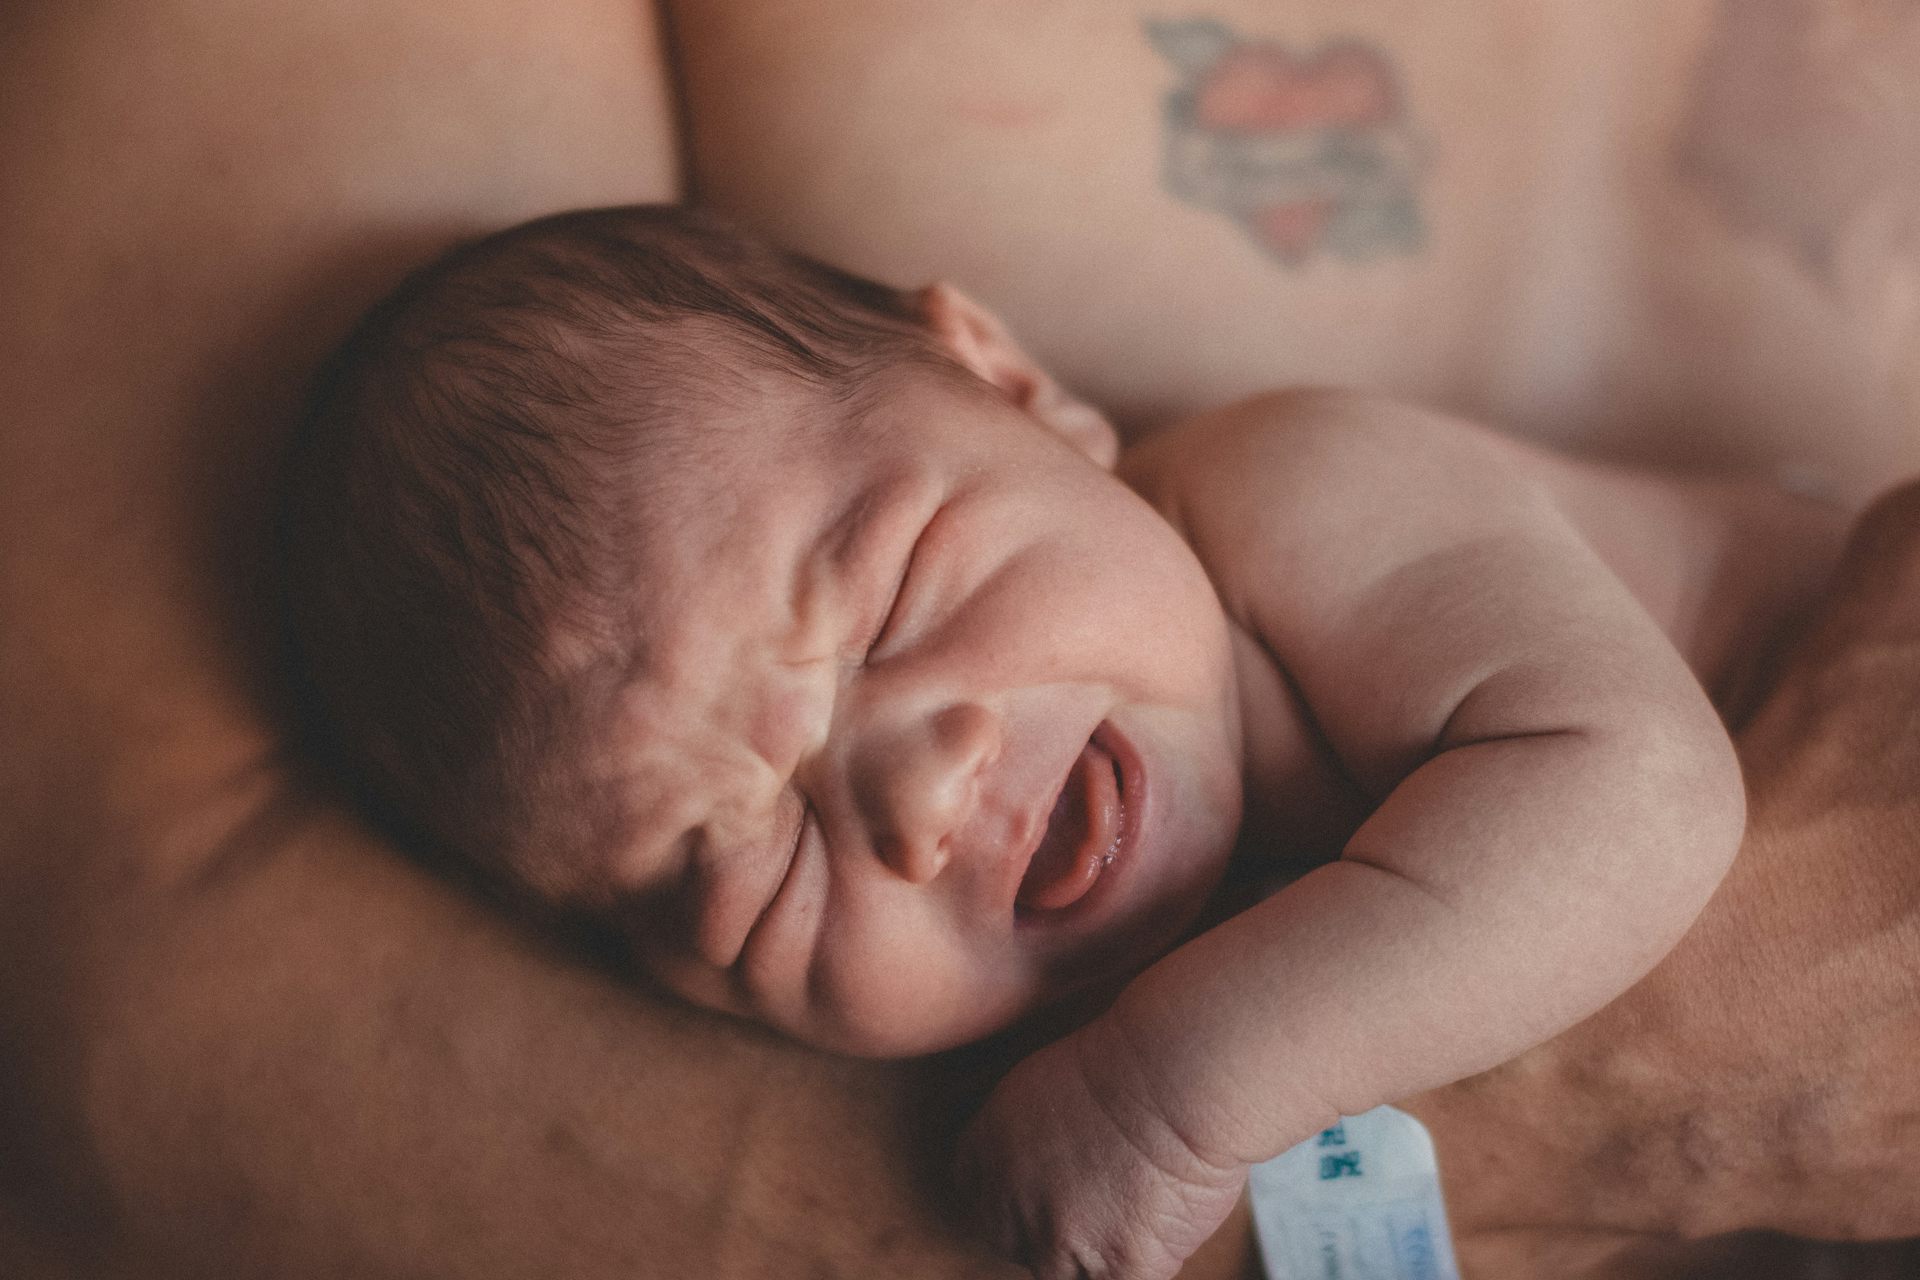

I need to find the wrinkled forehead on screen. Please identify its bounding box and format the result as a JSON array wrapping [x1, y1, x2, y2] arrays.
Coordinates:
[[623, 361, 954, 639], [597, 411, 862, 827], [633, 397, 849, 641]]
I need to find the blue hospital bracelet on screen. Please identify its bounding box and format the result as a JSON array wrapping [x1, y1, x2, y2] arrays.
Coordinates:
[[1248, 1105, 1462, 1280]]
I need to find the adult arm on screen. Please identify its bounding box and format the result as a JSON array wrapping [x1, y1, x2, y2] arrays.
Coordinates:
[[0, 3, 1034, 1276], [1401, 480, 1920, 1278]]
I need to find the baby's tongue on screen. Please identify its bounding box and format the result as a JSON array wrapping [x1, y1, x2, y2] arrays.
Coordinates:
[[1016, 741, 1120, 913]]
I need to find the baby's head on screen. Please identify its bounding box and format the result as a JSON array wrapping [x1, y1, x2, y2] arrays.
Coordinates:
[[284, 206, 1243, 1055]]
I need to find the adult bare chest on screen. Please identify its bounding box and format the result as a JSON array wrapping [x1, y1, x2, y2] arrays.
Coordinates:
[[671, 0, 1920, 500]]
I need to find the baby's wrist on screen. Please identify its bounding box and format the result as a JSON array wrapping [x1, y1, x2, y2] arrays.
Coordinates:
[[1084, 987, 1262, 1174], [1099, 959, 1349, 1170]]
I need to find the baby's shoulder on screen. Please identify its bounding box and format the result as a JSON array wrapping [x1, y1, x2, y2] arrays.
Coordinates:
[[1120, 388, 1552, 611], [1127, 386, 1525, 517]]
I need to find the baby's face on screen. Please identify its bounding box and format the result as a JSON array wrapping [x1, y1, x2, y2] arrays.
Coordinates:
[[597, 369, 1244, 1056]]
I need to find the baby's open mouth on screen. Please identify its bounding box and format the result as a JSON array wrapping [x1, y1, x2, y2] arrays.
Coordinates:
[[1016, 737, 1124, 913]]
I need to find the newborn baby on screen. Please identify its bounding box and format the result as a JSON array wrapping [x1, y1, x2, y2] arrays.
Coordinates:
[[282, 206, 1838, 1279]]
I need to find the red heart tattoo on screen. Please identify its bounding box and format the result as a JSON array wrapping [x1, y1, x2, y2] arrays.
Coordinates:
[[1149, 20, 1426, 266], [1193, 42, 1399, 135]]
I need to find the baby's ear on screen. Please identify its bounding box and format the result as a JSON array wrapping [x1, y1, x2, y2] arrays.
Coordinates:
[[918, 283, 1119, 469]]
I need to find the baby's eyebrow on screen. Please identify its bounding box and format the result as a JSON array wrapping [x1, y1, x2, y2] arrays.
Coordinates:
[[784, 475, 915, 651], [817, 480, 897, 579]]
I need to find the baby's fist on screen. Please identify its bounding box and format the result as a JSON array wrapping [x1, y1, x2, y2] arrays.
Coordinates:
[[954, 1017, 1247, 1280]]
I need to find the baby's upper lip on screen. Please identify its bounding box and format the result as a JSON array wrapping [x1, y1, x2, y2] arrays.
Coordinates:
[[997, 763, 1066, 913]]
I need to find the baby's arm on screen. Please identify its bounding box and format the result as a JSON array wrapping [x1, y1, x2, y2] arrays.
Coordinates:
[[1129, 390, 1744, 1136], [961, 392, 1744, 1279]]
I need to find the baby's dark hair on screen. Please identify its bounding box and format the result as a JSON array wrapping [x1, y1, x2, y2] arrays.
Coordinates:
[[280, 205, 948, 904]]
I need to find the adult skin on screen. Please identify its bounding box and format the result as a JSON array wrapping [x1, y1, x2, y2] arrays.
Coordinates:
[[2, 5, 1917, 1280]]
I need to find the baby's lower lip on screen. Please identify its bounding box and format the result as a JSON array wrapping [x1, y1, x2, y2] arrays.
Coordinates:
[[1016, 739, 1123, 913]]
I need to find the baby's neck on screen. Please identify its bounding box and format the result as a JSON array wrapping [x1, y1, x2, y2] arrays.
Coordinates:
[[1225, 622, 1373, 865]]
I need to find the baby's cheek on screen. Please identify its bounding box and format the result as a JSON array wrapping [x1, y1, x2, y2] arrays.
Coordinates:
[[812, 924, 1029, 1057]]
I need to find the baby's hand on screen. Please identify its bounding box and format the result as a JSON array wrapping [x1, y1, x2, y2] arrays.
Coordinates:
[[954, 1015, 1248, 1280]]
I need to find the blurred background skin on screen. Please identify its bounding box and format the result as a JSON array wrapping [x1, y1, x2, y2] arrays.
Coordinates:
[[2, 2, 1917, 1278]]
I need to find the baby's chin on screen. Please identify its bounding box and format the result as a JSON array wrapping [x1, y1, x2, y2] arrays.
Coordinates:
[[838, 920, 1224, 1063], [802, 1011, 1026, 1060], [801, 1004, 1078, 1064], [835, 956, 1192, 1065], [789, 970, 1103, 1060]]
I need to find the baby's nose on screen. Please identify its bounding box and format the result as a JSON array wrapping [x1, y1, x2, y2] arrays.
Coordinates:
[[869, 701, 1001, 884]]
